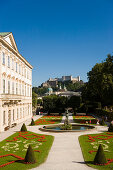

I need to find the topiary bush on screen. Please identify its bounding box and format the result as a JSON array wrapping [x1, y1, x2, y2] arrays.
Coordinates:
[[94, 144, 107, 165], [108, 123, 113, 132], [20, 123, 27, 132], [24, 144, 36, 164], [30, 118, 35, 126]]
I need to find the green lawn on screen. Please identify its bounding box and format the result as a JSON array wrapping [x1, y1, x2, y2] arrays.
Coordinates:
[[79, 132, 113, 169], [34, 115, 62, 125], [0, 131, 54, 169]]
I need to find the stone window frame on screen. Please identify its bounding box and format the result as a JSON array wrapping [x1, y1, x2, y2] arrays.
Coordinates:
[[17, 108, 19, 120], [3, 79, 5, 94], [16, 83, 18, 95], [2, 52, 5, 65], [12, 58, 14, 70], [3, 111, 5, 125], [8, 80, 10, 94], [8, 56, 10, 68], [12, 82, 14, 94], [16, 62, 18, 72], [13, 109, 15, 121]]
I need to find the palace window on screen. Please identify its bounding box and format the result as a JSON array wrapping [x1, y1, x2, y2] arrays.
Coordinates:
[[12, 59, 14, 70], [22, 84, 24, 95], [27, 71, 29, 79], [3, 79, 5, 93], [8, 56, 10, 68], [22, 67, 24, 76], [12, 82, 14, 94], [19, 84, 21, 95], [17, 108, 19, 119], [13, 109, 15, 121], [2, 52, 5, 65], [3, 111, 5, 125], [16, 62, 18, 72], [25, 85, 26, 96], [25, 69, 26, 78], [8, 81, 10, 94], [16, 83, 18, 94]]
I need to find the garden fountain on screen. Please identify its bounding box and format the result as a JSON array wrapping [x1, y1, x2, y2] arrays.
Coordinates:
[[39, 109, 95, 132]]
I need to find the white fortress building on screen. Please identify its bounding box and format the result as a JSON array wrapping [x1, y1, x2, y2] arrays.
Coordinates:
[[0, 32, 33, 132]]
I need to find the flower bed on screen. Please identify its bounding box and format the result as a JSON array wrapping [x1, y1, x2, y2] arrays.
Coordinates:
[[79, 132, 113, 169], [75, 116, 95, 119], [73, 116, 97, 124], [35, 116, 62, 125], [0, 131, 54, 169]]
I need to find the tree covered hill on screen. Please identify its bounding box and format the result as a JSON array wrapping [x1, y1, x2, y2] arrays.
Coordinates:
[[33, 80, 84, 96]]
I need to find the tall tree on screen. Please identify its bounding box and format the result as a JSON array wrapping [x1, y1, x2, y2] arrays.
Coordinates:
[[82, 54, 113, 106], [68, 96, 81, 113], [32, 92, 38, 108]]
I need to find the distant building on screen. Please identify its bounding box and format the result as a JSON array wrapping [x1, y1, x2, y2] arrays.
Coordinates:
[[45, 84, 81, 98], [58, 75, 80, 82], [41, 75, 80, 88], [42, 82, 48, 87], [47, 78, 58, 88]]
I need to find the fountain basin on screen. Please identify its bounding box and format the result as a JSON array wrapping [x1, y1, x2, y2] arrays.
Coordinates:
[[39, 123, 95, 132]]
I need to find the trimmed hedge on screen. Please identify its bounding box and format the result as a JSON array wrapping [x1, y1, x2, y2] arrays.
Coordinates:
[[24, 144, 36, 163], [108, 123, 113, 132], [30, 118, 35, 126], [94, 144, 107, 165], [21, 123, 27, 132]]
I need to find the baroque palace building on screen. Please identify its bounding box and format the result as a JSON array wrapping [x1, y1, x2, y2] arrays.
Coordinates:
[[0, 32, 33, 132]]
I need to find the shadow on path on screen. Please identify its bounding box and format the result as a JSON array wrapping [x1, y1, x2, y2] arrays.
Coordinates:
[[72, 160, 93, 165]]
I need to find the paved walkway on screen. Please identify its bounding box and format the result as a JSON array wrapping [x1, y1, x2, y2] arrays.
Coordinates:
[[0, 115, 108, 170], [31, 116, 108, 170]]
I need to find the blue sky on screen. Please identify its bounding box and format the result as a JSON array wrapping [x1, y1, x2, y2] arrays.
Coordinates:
[[0, 0, 113, 86]]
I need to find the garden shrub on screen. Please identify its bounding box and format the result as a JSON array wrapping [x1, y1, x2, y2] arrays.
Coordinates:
[[108, 123, 113, 132], [24, 144, 36, 163], [30, 118, 35, 126], [94, 144, 107, 165], [20, 123, 27, 132]]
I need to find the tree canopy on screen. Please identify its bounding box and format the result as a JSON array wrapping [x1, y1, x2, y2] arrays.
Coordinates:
[[43, 95, 68, 114], [32, 92, 38, 108], [82, 54, 113, 106]]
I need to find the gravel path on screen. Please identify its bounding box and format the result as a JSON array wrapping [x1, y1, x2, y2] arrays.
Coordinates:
[[0, 115, 108, 170], [31, 116, 108, 170]]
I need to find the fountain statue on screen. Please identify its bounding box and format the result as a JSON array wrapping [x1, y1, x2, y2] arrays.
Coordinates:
[[61, 109, 72, 130]]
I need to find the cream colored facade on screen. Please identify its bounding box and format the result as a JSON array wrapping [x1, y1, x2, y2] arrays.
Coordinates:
[[0, 32, 33, 132]]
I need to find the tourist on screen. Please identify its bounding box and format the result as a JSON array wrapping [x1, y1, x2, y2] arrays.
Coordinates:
[[97, 119, 99, 125]]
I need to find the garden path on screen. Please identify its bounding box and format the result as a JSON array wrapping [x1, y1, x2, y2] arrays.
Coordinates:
[[31, 116, 108, 170]]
